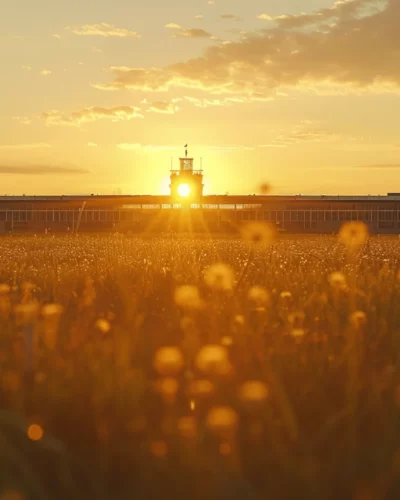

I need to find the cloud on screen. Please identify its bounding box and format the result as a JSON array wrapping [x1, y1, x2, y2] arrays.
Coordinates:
[[88, 142, 98, 147], [220, 14, 242, 21], [258, 0, 384, 29], [41, 105, 143, 126], [195, 15, 204, 20], [0, 143, 51, 150], [22, 66, 31, 71], [53, 34, 61, 39], [67, 23, 140, 38], [96, 0, 398, 96], [265, 121, 342, 146], [0, 165, 90, 175], [40, 69, 52, 76], [165, 23, 214, 39], [147, 101, 179, 114], [208, 145, 254, 151], [13, 116, 31, 125]]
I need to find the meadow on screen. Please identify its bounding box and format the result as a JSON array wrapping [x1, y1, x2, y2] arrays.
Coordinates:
[[0, 225, 400, 500]]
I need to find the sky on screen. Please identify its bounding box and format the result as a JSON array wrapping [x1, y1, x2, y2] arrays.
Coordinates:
[[1, 0, 399, 196]]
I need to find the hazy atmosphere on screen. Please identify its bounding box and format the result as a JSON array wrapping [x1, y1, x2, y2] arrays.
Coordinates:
[[1, 0, 399, 195]]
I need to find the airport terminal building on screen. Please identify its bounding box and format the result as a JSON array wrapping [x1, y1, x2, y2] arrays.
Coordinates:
[[1, 150, 400, 234]]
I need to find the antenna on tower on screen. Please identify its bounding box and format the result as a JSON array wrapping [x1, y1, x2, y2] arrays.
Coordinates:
[[184, 144, 188, 158]]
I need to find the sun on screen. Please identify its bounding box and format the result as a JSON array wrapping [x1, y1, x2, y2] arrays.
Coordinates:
[[177, 183, 191, 197]]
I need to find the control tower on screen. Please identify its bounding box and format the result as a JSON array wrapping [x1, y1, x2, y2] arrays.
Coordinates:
[[169, 145, 204, 202]]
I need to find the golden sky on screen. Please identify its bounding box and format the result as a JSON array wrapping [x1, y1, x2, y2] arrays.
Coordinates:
[[1, 0, 399, 195]]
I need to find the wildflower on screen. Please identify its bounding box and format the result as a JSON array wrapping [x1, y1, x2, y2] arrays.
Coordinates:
[[206, 406, 238, 435], [338, 221, 368, 248], [195, 345, 231, 376], [241, 221, 276, 249], [203, 263, 234, 291], [174, 285, 204, 310], [153, 346, 184, 376], [248, 286, 269, 307], [328, 272, 347, 289], [238, 380, 269, 405]]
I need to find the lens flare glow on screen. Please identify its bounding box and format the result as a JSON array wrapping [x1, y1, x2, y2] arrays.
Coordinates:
[[177, 183, 191, 197]]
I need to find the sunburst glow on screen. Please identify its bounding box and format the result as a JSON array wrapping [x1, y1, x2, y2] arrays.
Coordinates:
[[177, 183, 191, 197]]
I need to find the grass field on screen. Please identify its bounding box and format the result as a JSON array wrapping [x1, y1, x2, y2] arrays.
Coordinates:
[[0, 225, 400, 500]]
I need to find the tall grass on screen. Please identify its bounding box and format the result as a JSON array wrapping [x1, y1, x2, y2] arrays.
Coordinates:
[[0, 231, 399, 499]]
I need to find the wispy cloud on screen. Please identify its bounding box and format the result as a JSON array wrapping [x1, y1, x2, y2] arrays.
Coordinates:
[[41, 105, 143, 126], [66, 23, 141, 38], [0, 165, 90, 175], [147, 101, 179, 114], [165, 23, 214, 39], [220, 14, 242, 21], [40, 69, 52, 76], [0, 143, 51, 150]]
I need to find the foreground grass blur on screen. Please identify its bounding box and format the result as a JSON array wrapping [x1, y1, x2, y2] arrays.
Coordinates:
[[0, 228, 400, 499]]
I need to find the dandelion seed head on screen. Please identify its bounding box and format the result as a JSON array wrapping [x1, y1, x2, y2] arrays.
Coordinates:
[[174, 285, 203, 310], [195, 344, 230, 376], [206, 406, 238, 434], [27, 424, 43, 441], [350, 311, 367, 328], [95, 318, 111, 333], [42, 303, 63, 317], [0, 284, 10, 295], [238, 380, 269, 404], [241, 222, 276, 249], [150, 440, 168, 458], [178, 416, 197, 439], [203, 263, 234, 291], [328, 271, 347, 289], [248, 286, 269, 306], [153, 346, 184, 376], [339, 221, 368, 248]]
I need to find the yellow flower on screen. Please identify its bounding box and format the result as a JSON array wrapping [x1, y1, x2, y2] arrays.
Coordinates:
[[241, 222, 276, 249], [339, 221, 368, 248], [153, 347, 184, 376], [203, 263, 234, 291]]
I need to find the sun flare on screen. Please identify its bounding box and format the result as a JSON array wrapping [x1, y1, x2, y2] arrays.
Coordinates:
[[177, 183, 191, 197]]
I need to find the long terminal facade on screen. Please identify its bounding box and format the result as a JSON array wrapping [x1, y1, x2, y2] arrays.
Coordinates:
[[1, 150, 400, 234]]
